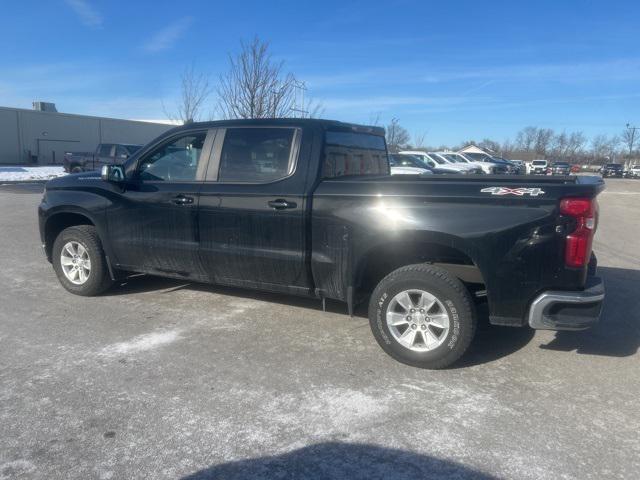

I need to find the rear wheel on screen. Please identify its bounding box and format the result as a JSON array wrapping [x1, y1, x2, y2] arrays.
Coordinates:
[[70, 165, 83, 173], [52, 225, 113, 296], [368, 264, 476, 369]]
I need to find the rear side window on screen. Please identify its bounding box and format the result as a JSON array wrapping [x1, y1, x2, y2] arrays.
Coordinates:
[[323, 131, 388, 178], [218, 128, 296, 183]]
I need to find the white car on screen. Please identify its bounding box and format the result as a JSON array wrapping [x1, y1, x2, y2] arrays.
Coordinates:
[[626, 164, 640, 178], [437, 152, 489, 174], [398, 151, 468, 174], [430, 152, 481, 173], [529, 159, 548, 175], [388, 154, 432, 175]]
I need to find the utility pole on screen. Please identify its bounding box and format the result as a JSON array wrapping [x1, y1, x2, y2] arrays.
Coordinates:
[[290, 80, 309, 118]]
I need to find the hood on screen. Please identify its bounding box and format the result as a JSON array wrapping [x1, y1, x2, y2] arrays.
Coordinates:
[[45, 170, 102, 190]]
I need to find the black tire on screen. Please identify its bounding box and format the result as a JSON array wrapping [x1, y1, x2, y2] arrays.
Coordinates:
[[368, 264, 476, 369], [52, 225, 113, 296], [71, 165, 83, 174]]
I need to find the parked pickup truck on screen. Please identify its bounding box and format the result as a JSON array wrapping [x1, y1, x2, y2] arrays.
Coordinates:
[[39, 119, 605, 369], [63, 143, 142, 173]]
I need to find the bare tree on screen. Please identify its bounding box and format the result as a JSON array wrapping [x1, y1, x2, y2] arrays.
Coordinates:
[[622, 125, 639, 157], [164, 64, 211, 124], [413, 130, 428, 149], [515, 126, 538, 152], [534, 128, 554, 156], [478, 138, 500, 154], [385, 118, 410, 152], [217, 37, 297, 119], [591, 134, 619, 164]]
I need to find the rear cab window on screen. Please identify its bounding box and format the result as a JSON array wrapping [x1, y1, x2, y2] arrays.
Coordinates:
[[322, 131, 388, 178]]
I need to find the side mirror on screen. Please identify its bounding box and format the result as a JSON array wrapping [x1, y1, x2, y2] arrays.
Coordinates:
[[101, 165, 125, 182]]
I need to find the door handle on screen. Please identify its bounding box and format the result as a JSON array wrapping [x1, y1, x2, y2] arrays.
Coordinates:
[[172, 195, 194, 205], [268, 199, 297, 210]]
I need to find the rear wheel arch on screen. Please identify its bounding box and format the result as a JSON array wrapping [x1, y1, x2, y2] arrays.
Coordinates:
[[353, 240, 486, 300]]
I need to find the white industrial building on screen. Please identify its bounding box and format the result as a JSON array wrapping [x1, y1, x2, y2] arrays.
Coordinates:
[[0, 103, 173, 165]]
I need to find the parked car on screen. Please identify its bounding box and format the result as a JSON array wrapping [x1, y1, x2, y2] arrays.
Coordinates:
[[63, 143, 143, 173], [624, 164, 640, 178], [509, 160, 526, 174], [601, 163, 624, 178], [429, 152, 482, 174], [491, 157, 520, 175], [549, 162, 571, 175], [434, 152, 483, 174], [398, 151, 469, 174], [389, 154, 432, 175], [39, 118, 605, 369], [459, 151, 510, 174], [530, 159, 548, 174], [453, 152, 495, 174]]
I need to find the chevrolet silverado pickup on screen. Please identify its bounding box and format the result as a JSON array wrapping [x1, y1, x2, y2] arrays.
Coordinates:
[[38, 119, 605, 369]]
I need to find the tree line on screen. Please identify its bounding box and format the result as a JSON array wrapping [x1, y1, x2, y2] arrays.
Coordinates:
[[385, 121, 637, 165]]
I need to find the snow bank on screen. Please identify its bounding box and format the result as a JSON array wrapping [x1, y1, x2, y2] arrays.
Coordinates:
[[0, 166, 67, 182]]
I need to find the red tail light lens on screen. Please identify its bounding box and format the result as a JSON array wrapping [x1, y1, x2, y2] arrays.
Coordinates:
[[559, 197, 597, 268]]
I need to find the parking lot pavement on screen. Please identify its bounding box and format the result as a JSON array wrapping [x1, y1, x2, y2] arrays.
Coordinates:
[[1, 179, 638, 480]]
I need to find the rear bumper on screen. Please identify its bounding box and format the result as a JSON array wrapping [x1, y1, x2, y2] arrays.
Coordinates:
[[528, 276, 605, 330]]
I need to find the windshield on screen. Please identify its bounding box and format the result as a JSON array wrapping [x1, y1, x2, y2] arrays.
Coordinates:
[[605, 164, 622, 169], [125, 145, 142, 154], [553, 162, 570, 167], [532, 160, 547, 166], [390, 155, 424, 168], [427, 153, 446, 165], [442, 154, 464, 163]]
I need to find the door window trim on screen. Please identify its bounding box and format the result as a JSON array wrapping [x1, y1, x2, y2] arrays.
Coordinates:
[[204, 126, 301, 184], [133, 128, 216, 183]]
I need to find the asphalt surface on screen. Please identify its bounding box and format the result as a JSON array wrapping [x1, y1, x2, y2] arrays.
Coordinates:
[[1, 179, 638, 480]]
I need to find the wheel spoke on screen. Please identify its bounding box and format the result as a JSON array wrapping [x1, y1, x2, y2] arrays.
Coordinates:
[[419, 293, 436, 311], [398, 327, 417, 347], [429, 313, 450, 329], [60, 256, 74, 266], [387, 312, 409, 327], [64, 244, 75, 257], [77, 244, 86, 257], [424, 328, 440, 346], [395, 291, 414, 311]]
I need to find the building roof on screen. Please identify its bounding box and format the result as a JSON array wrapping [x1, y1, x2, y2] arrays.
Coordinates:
[[459, 144, 495, 155]]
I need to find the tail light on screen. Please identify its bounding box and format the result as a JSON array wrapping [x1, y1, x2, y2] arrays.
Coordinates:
[[559, 197, 598, 268]]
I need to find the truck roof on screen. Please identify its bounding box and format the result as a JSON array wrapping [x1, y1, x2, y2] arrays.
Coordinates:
[[169, 118, 385, 136]]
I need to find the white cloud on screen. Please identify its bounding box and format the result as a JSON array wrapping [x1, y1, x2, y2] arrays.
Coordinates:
[[64, 0, 103, 28], [141, 17, 193, 53]]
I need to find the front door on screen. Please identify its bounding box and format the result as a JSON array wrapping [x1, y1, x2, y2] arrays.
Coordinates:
[[107, 130, 213, 278], [198, 126, 311, 293]]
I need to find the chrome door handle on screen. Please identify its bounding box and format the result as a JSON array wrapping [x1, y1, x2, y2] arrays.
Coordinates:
[[172, 195, 194, 205], [268, 199, 297, 210]]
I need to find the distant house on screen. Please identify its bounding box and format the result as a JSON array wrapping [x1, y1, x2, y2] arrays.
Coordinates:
[[458, 144, 496, 156]]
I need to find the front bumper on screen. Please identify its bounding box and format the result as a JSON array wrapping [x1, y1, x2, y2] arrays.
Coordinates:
[[528, 276, 605, 330]]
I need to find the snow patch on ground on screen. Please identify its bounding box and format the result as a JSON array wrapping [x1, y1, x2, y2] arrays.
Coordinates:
[[100, 329, 182, 357], [0, 166, 66, 182]]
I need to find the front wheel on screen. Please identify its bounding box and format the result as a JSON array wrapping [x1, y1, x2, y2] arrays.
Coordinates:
[[368, 264, 476, 369], [52, 225, 113, 296]]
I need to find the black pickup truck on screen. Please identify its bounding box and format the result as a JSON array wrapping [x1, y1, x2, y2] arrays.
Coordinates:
[[38, 119, 605, 368]]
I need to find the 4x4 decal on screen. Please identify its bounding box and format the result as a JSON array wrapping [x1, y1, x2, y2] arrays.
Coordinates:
[[481, 187, 545, 197]]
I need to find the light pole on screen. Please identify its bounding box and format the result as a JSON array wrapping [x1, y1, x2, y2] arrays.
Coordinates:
[[625, 123, 639, 168]]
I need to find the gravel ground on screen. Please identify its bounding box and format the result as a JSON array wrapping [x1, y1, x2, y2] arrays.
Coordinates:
[[0, 179, 638, 480]]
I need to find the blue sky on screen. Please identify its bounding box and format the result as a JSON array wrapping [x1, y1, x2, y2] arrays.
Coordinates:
[[1, 0, 639, 145]]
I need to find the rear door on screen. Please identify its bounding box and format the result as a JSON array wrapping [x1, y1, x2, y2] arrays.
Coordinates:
[[198, 125, 311, 293]]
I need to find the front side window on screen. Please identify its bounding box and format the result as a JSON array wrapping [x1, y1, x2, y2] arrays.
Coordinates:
[[139, 133, 206, 182], [323, 131, 388, 178], [218, 128, 296, 183]]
